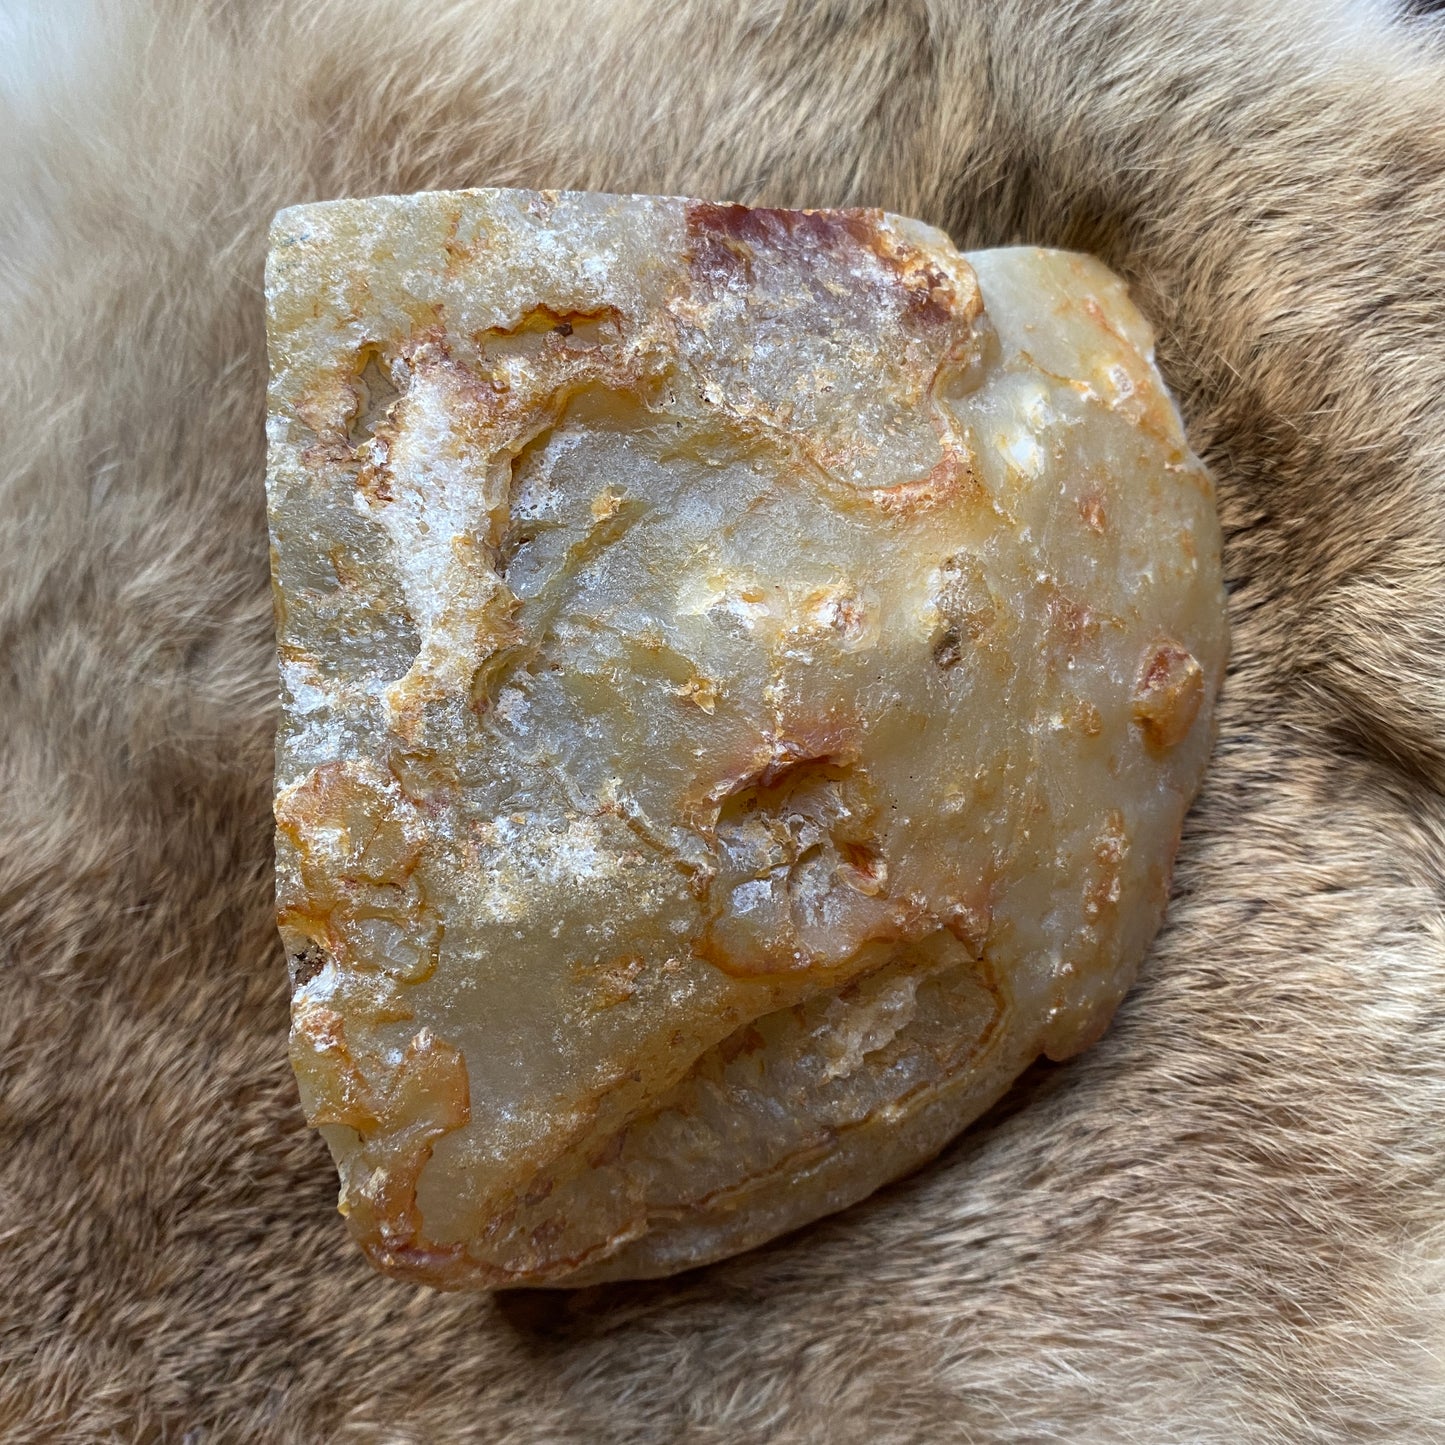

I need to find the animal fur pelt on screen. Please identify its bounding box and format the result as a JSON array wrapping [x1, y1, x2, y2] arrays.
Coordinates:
[[3, 0, 1444, 1438]]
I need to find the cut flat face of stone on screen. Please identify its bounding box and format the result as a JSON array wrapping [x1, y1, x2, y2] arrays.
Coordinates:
[[265, 189, 1227, 1288]]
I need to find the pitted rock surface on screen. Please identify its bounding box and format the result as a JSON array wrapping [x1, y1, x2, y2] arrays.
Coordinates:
[[265, 188, 1227, 1287]]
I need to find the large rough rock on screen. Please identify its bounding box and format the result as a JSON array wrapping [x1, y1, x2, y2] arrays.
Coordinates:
[[265, 188, 1226, 1287]]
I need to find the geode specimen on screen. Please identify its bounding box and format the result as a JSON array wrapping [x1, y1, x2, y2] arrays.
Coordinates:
[[265, 188, 1227, 1288]]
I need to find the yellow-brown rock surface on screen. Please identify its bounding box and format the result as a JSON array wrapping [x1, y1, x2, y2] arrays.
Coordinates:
[[265, 188, 1227, 1287]]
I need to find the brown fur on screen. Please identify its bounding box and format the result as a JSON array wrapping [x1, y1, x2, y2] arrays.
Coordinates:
[[3, 0, 1445, 1438]]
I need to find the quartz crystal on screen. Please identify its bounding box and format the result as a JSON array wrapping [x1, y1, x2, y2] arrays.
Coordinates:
[[265, 189, 1227, 1287]]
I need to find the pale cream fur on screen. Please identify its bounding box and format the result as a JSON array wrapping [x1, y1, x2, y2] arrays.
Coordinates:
[[2, 0, 1444, 1439]]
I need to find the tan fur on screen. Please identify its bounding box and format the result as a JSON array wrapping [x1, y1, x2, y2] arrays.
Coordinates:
[[3, 0, 1445, 1437]]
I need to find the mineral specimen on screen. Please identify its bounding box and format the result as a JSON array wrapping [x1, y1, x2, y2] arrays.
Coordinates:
[[265, 188, 1227, 1288]]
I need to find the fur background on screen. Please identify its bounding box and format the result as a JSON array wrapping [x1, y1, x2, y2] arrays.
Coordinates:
[[3, 0, 1445, 1438]]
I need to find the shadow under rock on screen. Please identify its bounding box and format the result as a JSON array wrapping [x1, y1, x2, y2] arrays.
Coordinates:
[[492, 1055, 1072, 1346]]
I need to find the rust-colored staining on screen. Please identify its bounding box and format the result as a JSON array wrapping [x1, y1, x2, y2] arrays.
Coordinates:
[[441, 208, 474, 270], [291, 1002, 384, 1132], [838, 840, 888, 896], [363, 1238, 471, 1289], [359, 318, 643, 562], [529, 1216, 568, 1253], [869, 439, 982, 515], [334, 1026, 472, 1259], [476, 303, 623, 349], [589, 955, 645, 1009], [294, 368, 359, 442], [1082, 810, 1129, 925], [276, 761, 424, 894], [296, 360, 373, 468], [683, 201, 969, 329], [693, 747, 907, 978], [682, 202, 757, 286], [587, 1128, 628, 1170], [355, 461, 394, 506], [590, 486, 625, 522], [870, 225, 979, 331], [301, 436, 363, 471], [685, 202, 882, 289], [797, 585, 873, 649], [1132, 641, 1205, 749], [715, 1023, 768, 1066], [1078, 491, 1108, 533], [521, 1176, 556, 1208], [466, 613, 529, 718], [1046, 589, 1100, 664], [276, 761, 444, 984], [694, 722, 863, 819], [1080, 295, 1134, 354], [326, 546, 364, 589], [943, 898, 993, 958], [1065, 698, 1104, 738]]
